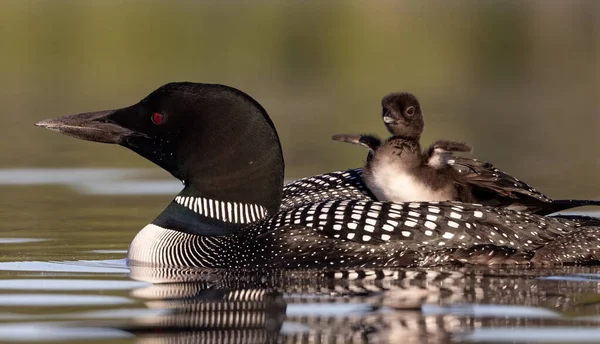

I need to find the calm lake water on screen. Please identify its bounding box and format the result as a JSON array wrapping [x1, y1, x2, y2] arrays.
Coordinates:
[[1, 169, 600, 344]]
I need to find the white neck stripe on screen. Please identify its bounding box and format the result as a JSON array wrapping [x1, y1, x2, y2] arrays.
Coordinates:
[[174, 196, 267, 224]]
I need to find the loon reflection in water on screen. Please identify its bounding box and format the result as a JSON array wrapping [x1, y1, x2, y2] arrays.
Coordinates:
[[35, 82, 600, 267], [111, 266, 600, 343]]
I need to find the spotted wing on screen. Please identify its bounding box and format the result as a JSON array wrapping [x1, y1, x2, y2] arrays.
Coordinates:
[[531, 226, 600, 264], [281, 169, 373, 211], [443, 156, 560, 214], [262, 199, 594, 267], [448, 157, 600, 214], [448, 156, 549, 201]]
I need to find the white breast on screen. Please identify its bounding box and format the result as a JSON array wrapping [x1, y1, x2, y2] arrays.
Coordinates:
[[366, 163, 451, 202], [127, 223, 216, 269]]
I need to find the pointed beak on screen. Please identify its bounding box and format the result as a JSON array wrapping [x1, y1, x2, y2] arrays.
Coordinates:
[[383, 111, 396, 124], [35, 109, 136, 144]]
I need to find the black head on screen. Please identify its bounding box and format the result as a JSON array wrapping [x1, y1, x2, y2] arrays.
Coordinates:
[[381, 92, 424, 139], [36, 82, 284, 216]]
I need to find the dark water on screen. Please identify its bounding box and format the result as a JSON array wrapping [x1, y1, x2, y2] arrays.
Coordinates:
[[1, 169, 600, 344]]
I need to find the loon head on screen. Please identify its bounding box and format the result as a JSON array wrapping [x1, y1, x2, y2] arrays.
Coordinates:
[[381, 92, 424, 140], [36, 82, 285, 234]]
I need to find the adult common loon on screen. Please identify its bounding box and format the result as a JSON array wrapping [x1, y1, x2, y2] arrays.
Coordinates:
[[333, 92, 600, 215], [35, 82, 600, 267]]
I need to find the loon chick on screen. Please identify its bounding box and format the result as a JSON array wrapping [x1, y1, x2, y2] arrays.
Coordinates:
[[35, 82, 600, 268], [332, 133, 474, 203], [334, 92, 600, 215], [334, 92, 475, 203]]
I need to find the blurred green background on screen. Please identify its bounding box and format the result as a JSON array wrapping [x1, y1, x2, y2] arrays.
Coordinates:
[[2, 0, 599, 198]]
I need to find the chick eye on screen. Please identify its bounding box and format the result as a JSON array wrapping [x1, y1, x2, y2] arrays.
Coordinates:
[[151, 112, 166, 125], [405, 106, 416, 117]]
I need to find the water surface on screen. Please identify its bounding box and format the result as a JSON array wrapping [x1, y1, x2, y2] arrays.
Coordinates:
[[1, 169, 600, 343]]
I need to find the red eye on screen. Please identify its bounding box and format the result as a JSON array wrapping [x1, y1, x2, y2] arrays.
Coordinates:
[[151, 112, 165, 125]]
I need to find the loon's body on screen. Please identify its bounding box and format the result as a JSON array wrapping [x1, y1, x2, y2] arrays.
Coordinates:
[[36, 82, 600, 268], [334, 92, 600, 215]]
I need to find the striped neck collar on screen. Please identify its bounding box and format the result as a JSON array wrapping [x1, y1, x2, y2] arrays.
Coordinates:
[[151, 185, 270, 237], [173, 195, 268, 224]]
